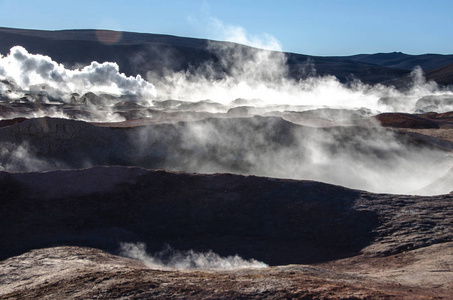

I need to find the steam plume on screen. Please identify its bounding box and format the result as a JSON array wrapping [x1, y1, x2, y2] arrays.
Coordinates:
[[148, 42, 453, 113], [210, 18, 283, 51], [0, 37, 452, 195], [0, 46, 156, 103], [120, 243, 268, 270]]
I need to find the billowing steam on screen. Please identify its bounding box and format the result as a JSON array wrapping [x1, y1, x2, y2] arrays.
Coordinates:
[[0, 142, 60, 171], [147, 40, 453, 113], [209, 18, 283, 51], [0, 39, 452, 195], [120, 243, 268, 270], [0, 44, 452, 119], [165, 117, 451, 195], [0, 46, 156, 103]]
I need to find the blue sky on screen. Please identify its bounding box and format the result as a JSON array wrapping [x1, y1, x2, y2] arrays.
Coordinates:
[[0, 0, 451, 56]]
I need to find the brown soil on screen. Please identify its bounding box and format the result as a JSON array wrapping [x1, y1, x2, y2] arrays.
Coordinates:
[[1, 245, 451, 299]]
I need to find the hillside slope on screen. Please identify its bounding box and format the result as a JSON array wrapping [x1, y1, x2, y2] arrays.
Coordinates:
[[0, 27, 411, 85], [344, 52, 453, 71], [426, 63, 453, 85]]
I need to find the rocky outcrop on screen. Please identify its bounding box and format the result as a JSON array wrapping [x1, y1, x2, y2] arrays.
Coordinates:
[[1, 166, 451, 266]]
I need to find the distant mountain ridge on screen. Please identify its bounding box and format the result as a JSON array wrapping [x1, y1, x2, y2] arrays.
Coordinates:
[[343, 52, 453, 71], [0, 27, 452, 86]]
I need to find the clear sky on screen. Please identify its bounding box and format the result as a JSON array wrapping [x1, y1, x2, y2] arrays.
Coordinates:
[[0, 0, 451, 56]]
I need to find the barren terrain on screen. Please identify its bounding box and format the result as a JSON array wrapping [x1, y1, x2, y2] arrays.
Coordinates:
[[0, 243, 451, 299], [0, 161, 452, 298], [1, 27, 453, 299]]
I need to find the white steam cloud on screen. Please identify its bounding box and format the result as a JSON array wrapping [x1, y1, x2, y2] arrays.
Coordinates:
[[148, 40, 453, 113], [1, 43, 452, 119], [120, 243, 268, 270], [0, 30, 452, 195], [0, 142, 65, 171], [209, 18, 282, 51], [0, 46, 156, 103]]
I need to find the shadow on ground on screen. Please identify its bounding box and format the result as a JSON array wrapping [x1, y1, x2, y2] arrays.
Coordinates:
[[0, 167, 380, 265]]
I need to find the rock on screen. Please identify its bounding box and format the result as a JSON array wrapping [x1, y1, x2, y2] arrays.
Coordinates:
[[152, 99, 186, 109], [227, 106, 252, 117], [78, 92, 107, 106], [374, 113, 440, 129], [0, 117, 27, 128], [415, 95, 453, 113], [113, 100, 145, 110]]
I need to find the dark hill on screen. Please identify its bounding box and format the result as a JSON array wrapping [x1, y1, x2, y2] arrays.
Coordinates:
[[344, 52, 453, 72], [425, 63, 453, 85], [0, 27, 411, 85]]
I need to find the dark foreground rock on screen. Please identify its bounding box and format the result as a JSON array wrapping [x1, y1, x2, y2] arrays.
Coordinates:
[[1, 166, 452, 264], [0, 166, 452, 298]]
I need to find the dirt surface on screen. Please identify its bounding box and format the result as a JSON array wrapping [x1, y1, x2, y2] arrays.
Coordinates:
[[1, 245, 451, 299], [318, 242, 453, 293], [0, 166, 452, 298]]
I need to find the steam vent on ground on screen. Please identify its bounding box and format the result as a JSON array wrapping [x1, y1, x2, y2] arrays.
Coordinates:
[[0, 27, 452, 299]]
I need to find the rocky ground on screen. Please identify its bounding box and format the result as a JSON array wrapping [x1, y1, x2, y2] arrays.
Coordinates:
[[1, 26, 453, 299], [0, 109, 452, 299], [1, 243, 451, 299], [0, 111, 452, 193], [0, 165, 452, 299]]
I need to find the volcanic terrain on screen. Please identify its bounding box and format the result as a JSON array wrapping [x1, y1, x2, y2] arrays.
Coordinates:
[[0, 27, 452, 299]]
